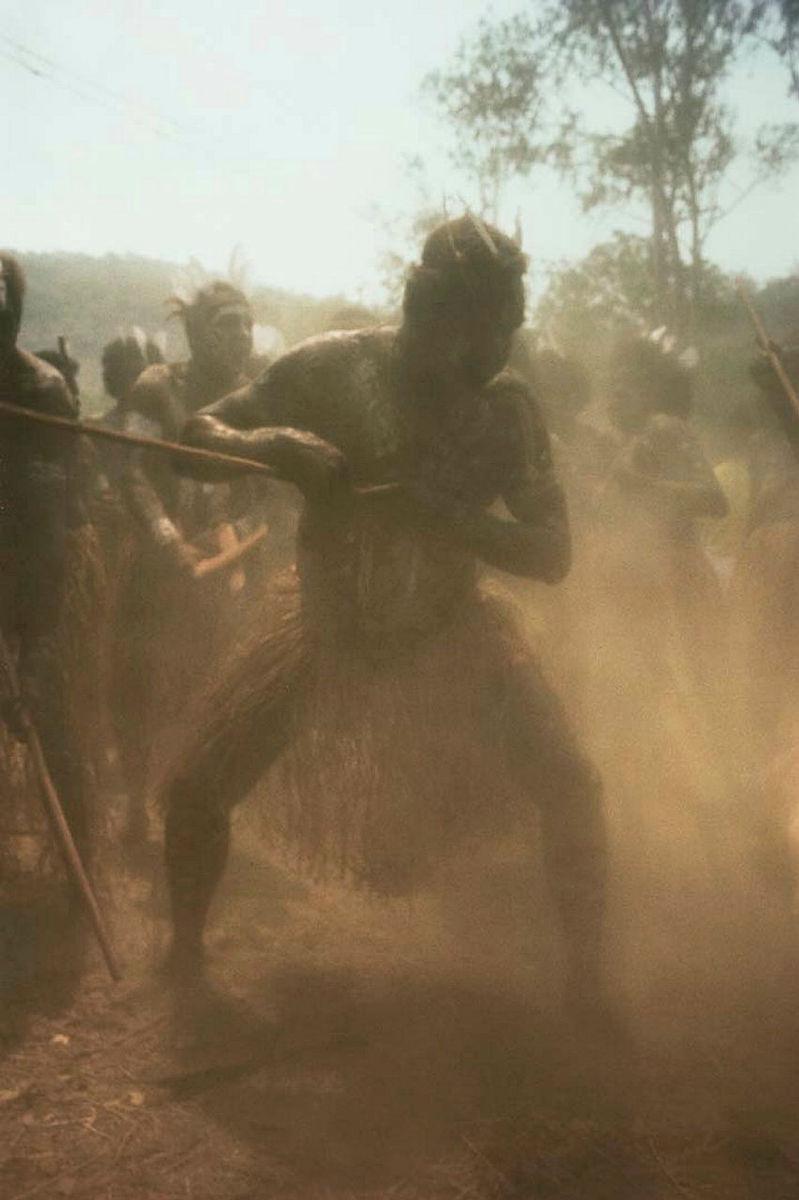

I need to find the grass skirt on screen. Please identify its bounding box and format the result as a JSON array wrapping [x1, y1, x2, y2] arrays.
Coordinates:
[[173, 571, 540, 895]]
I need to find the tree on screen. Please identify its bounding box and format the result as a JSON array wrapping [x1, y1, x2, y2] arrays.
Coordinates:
[[425, 1, 798, 328], [536, 231, 738, 349], [423, 15, 570, 221], [558, 0, 798, 321], [367, 157, 451, 306], [534, 236, 794, 428], [536, 233, 660, 347], [765, 0, 799, 98]]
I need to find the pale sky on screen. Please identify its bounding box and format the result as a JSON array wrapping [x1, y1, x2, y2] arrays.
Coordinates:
[[2, 0, 797, 303]]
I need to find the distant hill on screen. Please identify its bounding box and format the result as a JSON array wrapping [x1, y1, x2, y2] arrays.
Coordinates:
[[13, 251, 377, 415], [14, 249, 798, 431]]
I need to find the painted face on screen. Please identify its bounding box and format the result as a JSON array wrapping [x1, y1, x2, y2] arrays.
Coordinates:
[[423, 282, 524, 390], [464, 273, 525, 385], [204, 303, 253, 374], [455, 321, 515, 385]]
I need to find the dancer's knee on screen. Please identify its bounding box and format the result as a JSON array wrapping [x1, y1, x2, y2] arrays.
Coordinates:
[[163, 764, 226, 848]]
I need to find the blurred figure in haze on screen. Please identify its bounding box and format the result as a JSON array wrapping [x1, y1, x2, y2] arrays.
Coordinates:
[[604, 332, 727, 678], [584, 332, 731, 884], [113, 281, 262, 852], [34, 338, 80, 406], [160, 217, 612, 1032], [723, 339, 799, 911], [507, 341, 606, 732], [728, 343, 799, 776], [101, 331, 164, 425], [0, 254, 101, 994], [96, 331, 165, 491]]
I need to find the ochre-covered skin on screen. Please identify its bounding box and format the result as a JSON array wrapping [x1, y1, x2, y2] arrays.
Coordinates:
[[185, 327, 569, 653], [0, 350, 81, 637], [110, 293, 259, 850], [0, 257, 94, 935], [163, 220, 609, 1026], [123, 359, 254, 550], [122, 280, 256, 560]]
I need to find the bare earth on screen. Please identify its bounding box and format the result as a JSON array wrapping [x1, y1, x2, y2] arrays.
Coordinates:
[[3, 825, 799, 1200]]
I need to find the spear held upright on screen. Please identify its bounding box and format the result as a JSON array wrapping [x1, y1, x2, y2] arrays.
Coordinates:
[[0, 629, 121, 981], [736, 278, 799, 458]]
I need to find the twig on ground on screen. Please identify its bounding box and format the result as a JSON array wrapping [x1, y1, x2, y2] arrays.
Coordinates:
[[647, 1135, 698, 1199], [460, 1135, 513, 1192]]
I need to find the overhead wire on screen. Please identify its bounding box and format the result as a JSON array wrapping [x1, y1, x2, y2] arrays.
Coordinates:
[[0, 33, 190, 144], [1, 26, 310, 163], [0, 33, 187, 133]]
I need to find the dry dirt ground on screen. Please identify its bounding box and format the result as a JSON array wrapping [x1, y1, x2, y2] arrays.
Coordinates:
[[4, 825, 799, 1200]]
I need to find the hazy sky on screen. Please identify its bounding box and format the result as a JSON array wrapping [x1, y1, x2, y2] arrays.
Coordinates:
[[2, 0, 797, 302]]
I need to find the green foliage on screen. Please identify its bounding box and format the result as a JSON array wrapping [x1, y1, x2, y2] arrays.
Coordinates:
[[537, 233, 659, 346], [765, 0, 799, 98], [376, 207, 447, 308], [368, 158, 450, 307], [423, 15, 568, 218], [536, 230, 799, 429], [756, 268, 799, 334], [537, 232, 745, 343], [424, 0, 799, 326]]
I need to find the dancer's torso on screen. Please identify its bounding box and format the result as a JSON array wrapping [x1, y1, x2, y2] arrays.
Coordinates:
[[264, 328, 526, 655]]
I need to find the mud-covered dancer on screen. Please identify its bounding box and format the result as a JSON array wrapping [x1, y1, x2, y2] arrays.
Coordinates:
[[163, 218, 610, 1017]]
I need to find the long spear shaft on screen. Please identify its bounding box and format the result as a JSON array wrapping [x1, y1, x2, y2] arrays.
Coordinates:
[[0, 631, 121, 981], [736, 278, 799, 423], [0, 401, 397, 496], [0, 400, 276, 479]]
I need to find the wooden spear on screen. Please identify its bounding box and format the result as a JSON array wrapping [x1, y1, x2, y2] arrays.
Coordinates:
[[0, 400, 398, 496], [736, 278, 799, 444], [0, 630, 121, 982], [0, 400, 276, 479]]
